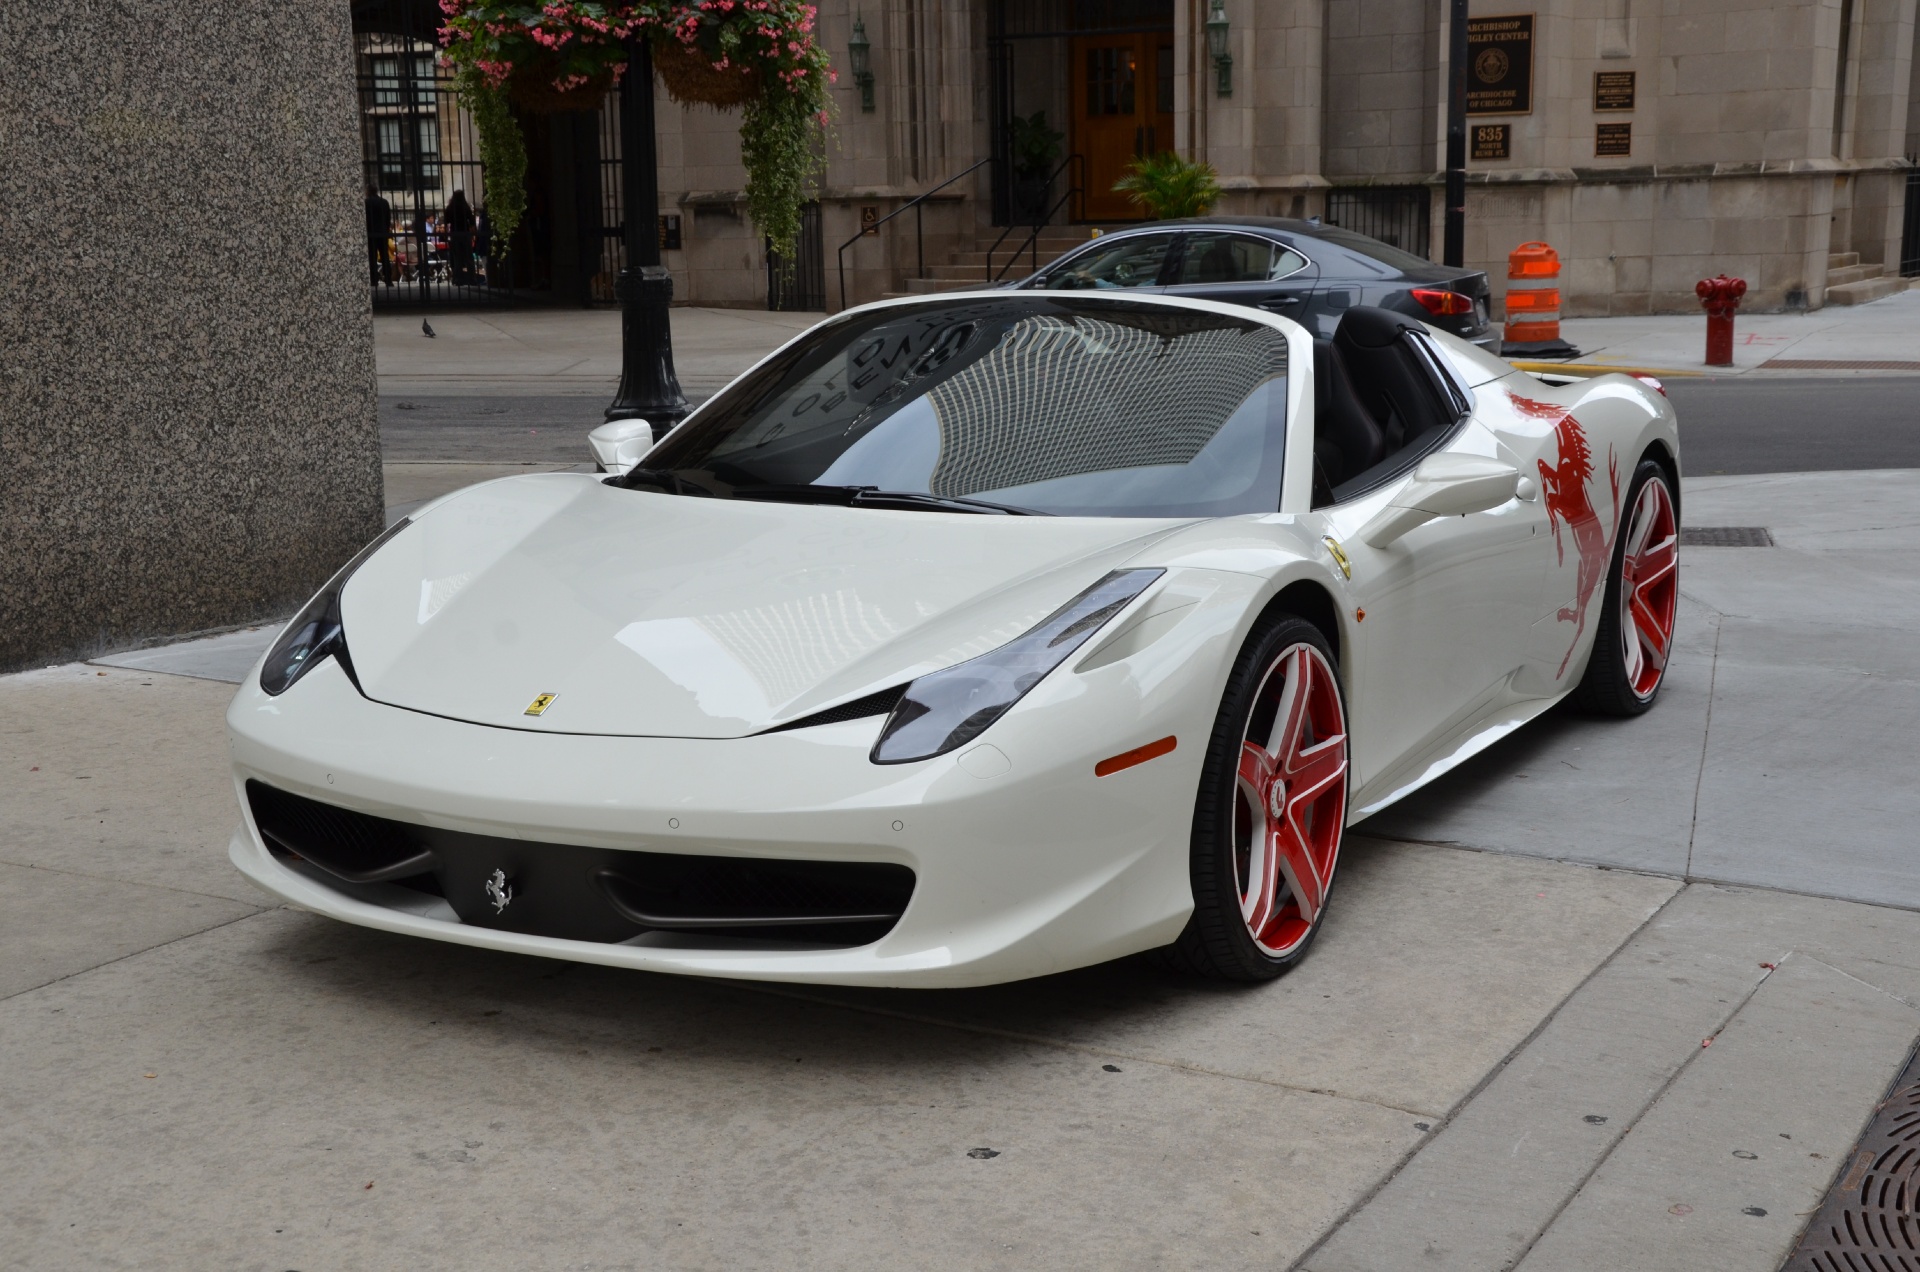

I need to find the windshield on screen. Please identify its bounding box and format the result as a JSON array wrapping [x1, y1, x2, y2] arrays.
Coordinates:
[[634, 297, 1290, 519]]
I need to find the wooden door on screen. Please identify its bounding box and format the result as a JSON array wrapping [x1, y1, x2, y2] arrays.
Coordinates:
[[1071, 34, 1176, 222]]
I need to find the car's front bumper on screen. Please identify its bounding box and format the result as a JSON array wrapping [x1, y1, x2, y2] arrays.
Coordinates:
[[227, 645, 1219, 986]]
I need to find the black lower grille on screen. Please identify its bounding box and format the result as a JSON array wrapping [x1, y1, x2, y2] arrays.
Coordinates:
[[245, 781, 913, 947]]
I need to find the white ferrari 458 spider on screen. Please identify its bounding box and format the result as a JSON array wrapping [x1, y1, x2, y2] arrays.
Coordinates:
[[228, 292, 1679, 987]]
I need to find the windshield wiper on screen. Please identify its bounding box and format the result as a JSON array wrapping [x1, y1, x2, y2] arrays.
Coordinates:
[[729, 484, 1048, 516], [853, 488, 1049, 516]]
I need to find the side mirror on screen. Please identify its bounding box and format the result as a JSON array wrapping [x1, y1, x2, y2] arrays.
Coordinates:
[[1360, 453, 1520, 548], [588, 418, 655, 477]]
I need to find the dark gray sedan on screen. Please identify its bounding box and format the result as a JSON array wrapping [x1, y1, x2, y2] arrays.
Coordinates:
[[1012, 216, 1498, 352]]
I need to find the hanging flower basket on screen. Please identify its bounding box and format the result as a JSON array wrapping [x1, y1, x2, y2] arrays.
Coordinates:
[[506, 56, 615, 113], [439, 2, 834, 260], [650, 35, 757, 109]]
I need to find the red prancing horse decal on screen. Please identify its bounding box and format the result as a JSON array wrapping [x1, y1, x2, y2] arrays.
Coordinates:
[[1511, 393, 1620, 677]]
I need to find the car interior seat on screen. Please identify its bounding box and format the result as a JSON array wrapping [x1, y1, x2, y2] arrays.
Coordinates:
[[1192, 239, 1237, 284], [1313, 306, 1465, 506]]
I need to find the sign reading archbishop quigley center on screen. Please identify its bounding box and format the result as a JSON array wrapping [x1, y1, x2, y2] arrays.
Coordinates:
[[1466, 14, 1533, 116]]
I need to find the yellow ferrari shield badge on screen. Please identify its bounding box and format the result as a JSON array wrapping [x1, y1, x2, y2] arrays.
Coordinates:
[[1322, 536, 1352, 580], [524, 693, 557, 717]]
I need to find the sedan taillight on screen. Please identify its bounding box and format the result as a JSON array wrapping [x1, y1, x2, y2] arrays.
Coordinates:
[[1411, 288, 1476, 317]]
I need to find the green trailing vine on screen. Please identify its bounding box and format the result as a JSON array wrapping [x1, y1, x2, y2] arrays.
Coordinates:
[[453, 68, 527, 249], [740, 88, 824, 268]]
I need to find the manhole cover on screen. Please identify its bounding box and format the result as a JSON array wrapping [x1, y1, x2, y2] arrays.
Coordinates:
[[1781, 1043, 1920, 1270], [1681, 526, 1773, 548]]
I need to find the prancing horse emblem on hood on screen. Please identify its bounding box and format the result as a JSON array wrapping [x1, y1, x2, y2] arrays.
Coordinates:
[[485, 869, 513, 914]]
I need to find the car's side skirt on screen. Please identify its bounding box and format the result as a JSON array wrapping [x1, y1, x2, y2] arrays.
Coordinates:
[[1347, 689, 1569, 822]]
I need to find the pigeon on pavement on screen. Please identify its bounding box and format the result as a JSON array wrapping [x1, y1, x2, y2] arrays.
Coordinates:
[[422, 320, 436, 338]]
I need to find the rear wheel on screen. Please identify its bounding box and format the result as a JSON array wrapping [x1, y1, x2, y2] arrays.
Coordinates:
[[1169, 616, 1349, 982], [1573, 459, 1679, 716]]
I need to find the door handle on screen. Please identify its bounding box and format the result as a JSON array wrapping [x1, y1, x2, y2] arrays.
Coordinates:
[[1258, 296, 1302, 310]]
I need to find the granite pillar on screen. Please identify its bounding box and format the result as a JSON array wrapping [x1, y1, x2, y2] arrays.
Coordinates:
[[0, 1, 383, 673]]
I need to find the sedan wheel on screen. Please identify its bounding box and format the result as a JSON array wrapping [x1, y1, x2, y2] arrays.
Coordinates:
[[1172, 616, 1349, 981], [1574, 458, 1679, 716]]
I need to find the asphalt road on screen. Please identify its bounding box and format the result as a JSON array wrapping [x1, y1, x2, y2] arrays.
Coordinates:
[[1661, 375, 1920, 474], [381, 376, 1920, 473]]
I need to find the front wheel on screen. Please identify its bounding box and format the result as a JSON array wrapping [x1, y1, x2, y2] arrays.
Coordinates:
[[1169, 616, 1349, 982], [1572, 459, 1679, 716]]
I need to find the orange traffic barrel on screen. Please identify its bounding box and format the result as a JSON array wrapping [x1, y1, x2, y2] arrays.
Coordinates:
[[1504, 242, 1561, 343]]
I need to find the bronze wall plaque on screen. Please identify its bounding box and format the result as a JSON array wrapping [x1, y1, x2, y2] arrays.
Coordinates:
[[1595, 122, 1632, 156], [1466, 14, 1534, 116], [1472, 123, 1512, 160], [1594, 71, 1635, 112]]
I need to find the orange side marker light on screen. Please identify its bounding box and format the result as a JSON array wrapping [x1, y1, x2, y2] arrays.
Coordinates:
[[1095, 735, 1177, 778], [1355, 607, 1366, 622]]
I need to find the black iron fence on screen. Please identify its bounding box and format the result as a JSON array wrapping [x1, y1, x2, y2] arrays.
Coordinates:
[[356, 33, 503, 306], [768, 203, 826, 311], [1325, 185, 1434, 260]]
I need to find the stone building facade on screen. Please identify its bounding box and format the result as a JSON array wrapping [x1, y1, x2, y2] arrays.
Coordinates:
[[630, 0, 1920, 317]]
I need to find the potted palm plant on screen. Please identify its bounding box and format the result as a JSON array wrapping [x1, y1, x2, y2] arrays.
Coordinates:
[[1112, 151, 1222, 220], [1009, 111, 1065, 226]]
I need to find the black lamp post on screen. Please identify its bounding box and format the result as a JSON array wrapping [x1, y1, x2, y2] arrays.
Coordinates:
[[849, 15, 874, 113], [605, 33, 688, 439], [1443, 0, 1468, 267]]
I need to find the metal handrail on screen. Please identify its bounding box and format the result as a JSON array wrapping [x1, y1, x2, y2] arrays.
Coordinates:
[[983, 153, 1086, 285], [835, 157, 991, 311]]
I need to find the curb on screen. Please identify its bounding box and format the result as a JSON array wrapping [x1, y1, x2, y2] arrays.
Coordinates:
[[1509, 361, 1709, 379]]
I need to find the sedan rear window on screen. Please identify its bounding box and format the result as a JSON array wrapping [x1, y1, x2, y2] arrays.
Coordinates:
[[1311, 226, 1435, 272], [640, 297, 1290, 519], [1173, 233, 1309, 285]]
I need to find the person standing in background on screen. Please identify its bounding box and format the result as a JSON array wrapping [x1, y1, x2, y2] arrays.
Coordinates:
[[446, 190, 476, 285], [365, 187, 393, 286]]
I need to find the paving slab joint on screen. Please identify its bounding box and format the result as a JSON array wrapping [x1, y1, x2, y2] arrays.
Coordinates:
[[1290, 884, 1690, 1270]]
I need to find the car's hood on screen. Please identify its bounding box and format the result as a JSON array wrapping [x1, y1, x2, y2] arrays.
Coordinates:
[[342, 474, 1191, 738]]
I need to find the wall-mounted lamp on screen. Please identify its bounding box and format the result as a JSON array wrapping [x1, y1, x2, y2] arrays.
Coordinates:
[[1205, 0, 1232, 97], [849, 15, 875, 113]]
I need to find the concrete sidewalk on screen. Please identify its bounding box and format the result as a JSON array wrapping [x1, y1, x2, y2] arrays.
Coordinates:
[[1554, 286, 1920, 377], [9, 468, 1916, 1269], [377, 305, 819, 399]]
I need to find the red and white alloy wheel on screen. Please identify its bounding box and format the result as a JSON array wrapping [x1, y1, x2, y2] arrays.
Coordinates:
[[1619, 477, 1679, 699], [1233, 643, 1349, 957]]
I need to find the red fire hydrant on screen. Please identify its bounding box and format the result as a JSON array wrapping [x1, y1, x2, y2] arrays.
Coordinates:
[[1696, 275, 1747, 367]]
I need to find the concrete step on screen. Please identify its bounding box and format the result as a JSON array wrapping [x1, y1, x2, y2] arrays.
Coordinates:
[[1825, 274, 1905, 305], [1828, 251, 1861, 269], [1826, 263, 1882, 287], [922, 262, 1009, 281]]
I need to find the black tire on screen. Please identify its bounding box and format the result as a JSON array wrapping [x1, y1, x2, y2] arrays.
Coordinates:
[[1571, 458, 1680, 717], [1168, 614, 1349, 982]]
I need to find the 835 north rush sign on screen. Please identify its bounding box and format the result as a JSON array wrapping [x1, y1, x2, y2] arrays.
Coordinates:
[[1467, 14, 1534, 116]]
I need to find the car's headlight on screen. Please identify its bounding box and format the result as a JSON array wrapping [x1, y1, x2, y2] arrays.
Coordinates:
[[259, 518, 411, 696], [871, 568, 1163, 764]]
